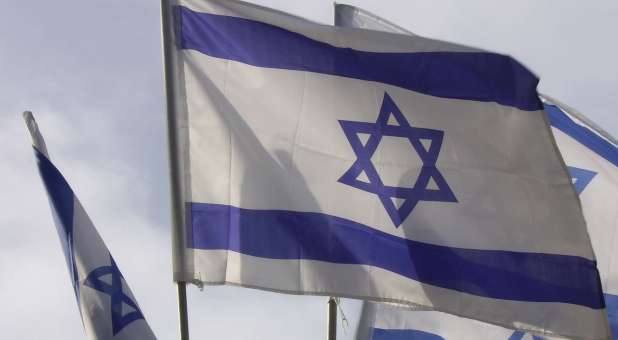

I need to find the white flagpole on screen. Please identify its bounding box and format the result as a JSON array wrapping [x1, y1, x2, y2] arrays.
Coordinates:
[[160, 0, 190, 339], [327, 297, 337, 340]]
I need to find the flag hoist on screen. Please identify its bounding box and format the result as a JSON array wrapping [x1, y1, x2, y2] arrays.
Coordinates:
[[161, 0, 610, 339]]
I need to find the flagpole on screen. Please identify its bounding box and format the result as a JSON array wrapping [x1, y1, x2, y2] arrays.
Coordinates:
[[327, 297, 337, 340], [160, 0, 190, 339], [177, 282, 190, 340]]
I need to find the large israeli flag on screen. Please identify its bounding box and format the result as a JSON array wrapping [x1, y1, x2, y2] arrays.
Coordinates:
[[335, 4, 618, 340], [166, 0, 608, 338], [24, 112, 157, 340]]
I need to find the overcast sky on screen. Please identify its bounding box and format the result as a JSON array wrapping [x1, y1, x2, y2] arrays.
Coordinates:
[[1, 1, 617, 339]]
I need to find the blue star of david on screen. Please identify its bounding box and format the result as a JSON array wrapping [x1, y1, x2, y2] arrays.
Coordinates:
[[338, 92, 457, 227], [84, 255, 145, 335], [567, 166, 597, 195]]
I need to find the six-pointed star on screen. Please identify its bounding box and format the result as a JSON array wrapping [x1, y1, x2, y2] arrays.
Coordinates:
[[567, 166, 597, 195], [338, 92, 457, 227], [84, 255, 145, 335]]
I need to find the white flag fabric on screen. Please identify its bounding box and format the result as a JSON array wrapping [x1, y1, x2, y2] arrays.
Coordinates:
[[24, 112, 157, 340], [335, 4, 618, 340], [334, 3, 414, 36], [167, 0, 608, 338]]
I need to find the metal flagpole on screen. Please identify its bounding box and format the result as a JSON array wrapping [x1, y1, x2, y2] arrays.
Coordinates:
[[176, 282, 190, 340], [327, 297, 337, 340], [160, 0, 190, 339]]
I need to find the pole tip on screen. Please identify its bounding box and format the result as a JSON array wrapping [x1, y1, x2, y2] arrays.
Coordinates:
[[23, 110, 34, 122], [22, 111, 49, 157]]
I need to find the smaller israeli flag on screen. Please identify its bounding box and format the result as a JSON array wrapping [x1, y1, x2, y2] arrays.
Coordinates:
[[24, 112, 157, 340]]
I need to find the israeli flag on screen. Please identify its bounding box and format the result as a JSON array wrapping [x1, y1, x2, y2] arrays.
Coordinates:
[[335, 4, 618, 340], [167, 1, 608, 338], [24, 112, 157, 340]]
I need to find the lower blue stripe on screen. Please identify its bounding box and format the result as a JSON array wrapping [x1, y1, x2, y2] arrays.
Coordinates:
[[545, 103, 618, 167], [179, 7, 542, 112], [190, 203, 604, 309]]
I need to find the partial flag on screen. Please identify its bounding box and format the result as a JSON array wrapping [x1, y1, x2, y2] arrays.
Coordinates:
[[335, 4, 617, 340], [164, 0, 608, 338], [24, 112, 157, 340], [543, 96, 618, 338]]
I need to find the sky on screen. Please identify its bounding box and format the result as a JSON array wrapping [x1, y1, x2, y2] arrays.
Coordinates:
[[1, 1, 617, 339]]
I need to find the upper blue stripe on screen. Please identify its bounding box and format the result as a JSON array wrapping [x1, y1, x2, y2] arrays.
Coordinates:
[[545, 103, 618, 167], [34, 148, 80, 302], [178, 7, 543, 111], [190, 202, 604, 309]]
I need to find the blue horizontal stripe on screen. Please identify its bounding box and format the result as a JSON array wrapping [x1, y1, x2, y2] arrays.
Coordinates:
[[545, 103, 618, 167], [35, 149, 74, 240], [178, 7, 543, 111], [34, 148, 81, 302], [190, 203, 604, 309]]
